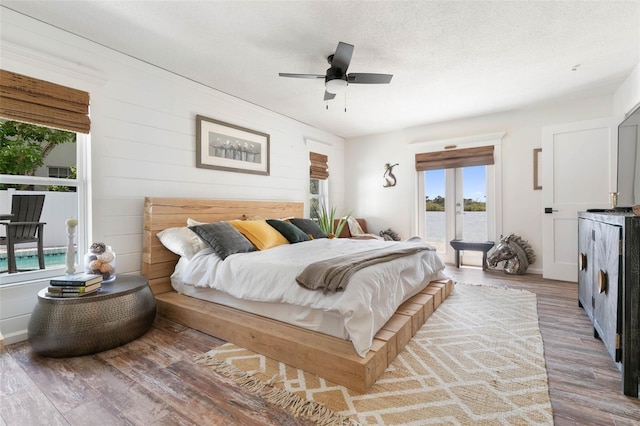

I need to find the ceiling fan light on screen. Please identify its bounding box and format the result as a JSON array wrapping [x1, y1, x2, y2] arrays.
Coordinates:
[[326, 79, 347, 94]]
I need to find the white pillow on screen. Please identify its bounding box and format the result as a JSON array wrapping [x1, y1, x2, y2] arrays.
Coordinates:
[[347, 216, 365, 235], [186, 218, 214, 254], [156, 227, 208, 260]]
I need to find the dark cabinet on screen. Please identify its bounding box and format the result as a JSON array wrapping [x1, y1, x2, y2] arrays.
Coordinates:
[[578, 212, 640, 397], [577, 218, 594, 320], [592, 221, 622, 362]]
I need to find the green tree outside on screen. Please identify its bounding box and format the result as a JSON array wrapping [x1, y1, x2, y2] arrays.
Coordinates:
[[464, 198, 486, 211], [0, 120, 76, 190], [425, 196, 486, 211]]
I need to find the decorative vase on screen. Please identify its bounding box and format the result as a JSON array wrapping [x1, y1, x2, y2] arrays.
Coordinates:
[[84, 243, 116, 283]]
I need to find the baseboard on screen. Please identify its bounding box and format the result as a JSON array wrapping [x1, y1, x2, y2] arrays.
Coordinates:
[[0, 329, 28, 346]]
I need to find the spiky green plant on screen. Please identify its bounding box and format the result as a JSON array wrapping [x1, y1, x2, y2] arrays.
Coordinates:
[[313, 200, 350, 237]]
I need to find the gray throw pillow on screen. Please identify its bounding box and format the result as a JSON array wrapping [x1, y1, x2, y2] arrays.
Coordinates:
[[189, 222, 255, 259], [266, 219, 310, 243]]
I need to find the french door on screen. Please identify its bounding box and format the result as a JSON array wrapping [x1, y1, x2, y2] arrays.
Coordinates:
[[423, 165, 493, 266]]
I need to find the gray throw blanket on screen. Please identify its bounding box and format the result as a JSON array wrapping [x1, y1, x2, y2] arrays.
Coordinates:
[[296, 238, 434, 293]]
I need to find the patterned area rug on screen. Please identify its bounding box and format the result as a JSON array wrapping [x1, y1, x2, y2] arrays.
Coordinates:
[[196, 283, 553, 425]]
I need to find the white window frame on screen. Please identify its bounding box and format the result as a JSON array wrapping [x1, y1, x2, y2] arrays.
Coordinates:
[[0, 132, 89, 286]]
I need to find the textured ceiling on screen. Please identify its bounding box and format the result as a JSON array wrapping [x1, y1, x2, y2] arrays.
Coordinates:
[[2, 1, 639, 138]]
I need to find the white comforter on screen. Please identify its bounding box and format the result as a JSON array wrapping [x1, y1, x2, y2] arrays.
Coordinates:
[[181, 237, 445, 356]]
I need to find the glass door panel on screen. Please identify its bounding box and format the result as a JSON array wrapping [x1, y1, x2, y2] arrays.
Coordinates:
[[461, 166, 487, 241], [459, 166, 488, 267], [424, 169, 446, 254]]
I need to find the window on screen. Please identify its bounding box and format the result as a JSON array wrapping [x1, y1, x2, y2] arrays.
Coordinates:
[[309, 178, 328, 219], [309, 152, 329, 218], [48, 166, 72, 179], [0, 69, 90, 284], [0, 121, 87, 284]]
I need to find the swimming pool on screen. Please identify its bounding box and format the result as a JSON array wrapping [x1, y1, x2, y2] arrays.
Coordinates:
[[0, 251, 69, 271]]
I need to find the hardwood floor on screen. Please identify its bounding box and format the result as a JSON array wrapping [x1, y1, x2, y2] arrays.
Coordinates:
[[2, 266, 640, 425]]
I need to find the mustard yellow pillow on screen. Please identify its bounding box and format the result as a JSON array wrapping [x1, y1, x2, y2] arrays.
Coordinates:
[[230, 220, 289, 250]]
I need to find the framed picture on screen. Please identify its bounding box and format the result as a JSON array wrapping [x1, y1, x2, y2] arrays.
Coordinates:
[[196, 115, 270, 175], [533, 148, 542, 190]]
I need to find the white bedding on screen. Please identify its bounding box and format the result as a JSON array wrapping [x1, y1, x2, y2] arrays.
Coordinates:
[[175, 237, 446, 356]]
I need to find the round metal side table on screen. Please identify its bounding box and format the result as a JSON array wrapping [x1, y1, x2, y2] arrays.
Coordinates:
[[28, 275, 156, 357]]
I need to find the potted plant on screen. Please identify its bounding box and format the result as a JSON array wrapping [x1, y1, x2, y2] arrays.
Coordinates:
[[313, 200, 350, 238]]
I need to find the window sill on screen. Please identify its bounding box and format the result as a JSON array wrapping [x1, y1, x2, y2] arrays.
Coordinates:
[[0, 266, 66, 287]]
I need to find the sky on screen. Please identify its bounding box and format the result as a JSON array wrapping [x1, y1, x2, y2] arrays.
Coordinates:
[[425, 166, 486, 201]]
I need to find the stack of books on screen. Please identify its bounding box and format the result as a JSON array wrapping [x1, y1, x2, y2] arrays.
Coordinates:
[[46, 273, 103, 298]]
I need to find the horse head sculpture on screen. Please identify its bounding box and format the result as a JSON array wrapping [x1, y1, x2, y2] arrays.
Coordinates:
[[486, 234, 536, 275]]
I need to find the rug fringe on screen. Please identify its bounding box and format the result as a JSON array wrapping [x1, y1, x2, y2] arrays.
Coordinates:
[[195, 352, 359, 426]]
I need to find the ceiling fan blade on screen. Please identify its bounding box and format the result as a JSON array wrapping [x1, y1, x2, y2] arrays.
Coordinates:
[[347, 73, 393, 84], [278, 73, 325, 79], [324, 91, 336, 101], [331, 42, 354, 72]]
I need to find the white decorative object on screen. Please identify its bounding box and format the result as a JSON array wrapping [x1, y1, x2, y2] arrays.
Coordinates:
[[65, 218, 78, 275]]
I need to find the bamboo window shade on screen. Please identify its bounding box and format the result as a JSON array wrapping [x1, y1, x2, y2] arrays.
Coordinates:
[[0, 69, 90, 134], [310, 152, 329, 179], [415, 145, 494, 171]]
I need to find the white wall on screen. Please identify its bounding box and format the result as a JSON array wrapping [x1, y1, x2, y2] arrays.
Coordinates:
[[345, 95, 617, 273], [0, 9, 345, 344], [614, 62, 640, 115]]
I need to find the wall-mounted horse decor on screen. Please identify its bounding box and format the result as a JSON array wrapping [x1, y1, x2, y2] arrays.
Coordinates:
[[486, 234, 536, 275]]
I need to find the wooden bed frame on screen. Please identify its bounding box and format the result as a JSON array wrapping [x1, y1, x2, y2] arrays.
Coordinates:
[[142, 197, 453, 392]]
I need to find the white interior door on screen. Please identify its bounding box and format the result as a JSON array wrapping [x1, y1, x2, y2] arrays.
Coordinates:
[[541, 117, 617, 282]]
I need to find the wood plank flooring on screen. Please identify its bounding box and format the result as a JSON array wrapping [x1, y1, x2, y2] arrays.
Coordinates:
[[2, 266, 640, 425]]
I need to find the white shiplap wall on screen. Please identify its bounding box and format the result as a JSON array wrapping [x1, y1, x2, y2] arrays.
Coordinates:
[[0, 9, 345, 344]]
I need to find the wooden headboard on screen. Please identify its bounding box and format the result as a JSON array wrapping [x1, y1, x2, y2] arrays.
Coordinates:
[[142, 197, 305, 295]]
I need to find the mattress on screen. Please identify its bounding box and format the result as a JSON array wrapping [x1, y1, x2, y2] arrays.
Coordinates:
[[171, 256, 349, 339], [171, 238, 446, 356]]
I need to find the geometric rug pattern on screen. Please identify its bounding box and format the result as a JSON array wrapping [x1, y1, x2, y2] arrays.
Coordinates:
[[198, 283, 554, 425]]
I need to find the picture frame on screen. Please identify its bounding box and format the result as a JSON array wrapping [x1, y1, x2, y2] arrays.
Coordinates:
[[196, 115, 270, 175], [533, 148, 542, 190]]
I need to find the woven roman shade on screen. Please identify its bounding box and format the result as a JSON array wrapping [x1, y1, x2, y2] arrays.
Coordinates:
[[310, 152, 329, 179], [415, 145, 494, 171], [0, 69, 90, 133]]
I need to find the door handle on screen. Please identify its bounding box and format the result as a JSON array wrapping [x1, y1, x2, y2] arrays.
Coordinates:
[[544, 207, 558, 214]]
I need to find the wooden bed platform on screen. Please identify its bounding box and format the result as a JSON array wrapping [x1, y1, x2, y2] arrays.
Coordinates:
[[142, 197, 453, 393]]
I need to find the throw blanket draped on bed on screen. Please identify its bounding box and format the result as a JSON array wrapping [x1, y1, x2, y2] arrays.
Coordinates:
[[297, 237, 434, 293]]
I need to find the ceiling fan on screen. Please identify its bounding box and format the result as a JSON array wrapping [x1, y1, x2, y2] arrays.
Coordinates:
[[279, 42, 393, 101]]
